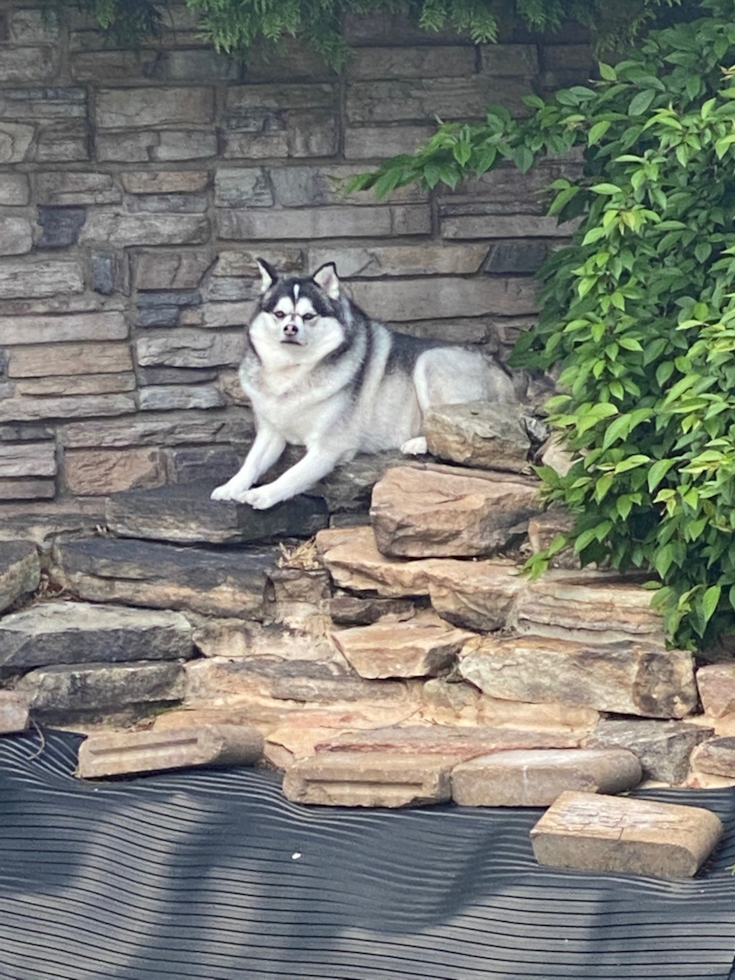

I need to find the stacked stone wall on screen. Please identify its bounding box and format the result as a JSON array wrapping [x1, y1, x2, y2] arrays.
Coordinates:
[[0, 2, 593, 507]]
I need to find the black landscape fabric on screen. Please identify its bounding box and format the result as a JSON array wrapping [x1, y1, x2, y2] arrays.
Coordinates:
[[2, 730, 735, 980]]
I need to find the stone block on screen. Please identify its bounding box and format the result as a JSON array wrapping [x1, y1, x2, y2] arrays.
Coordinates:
[[319, 524, 440, 597], [0, 217, 32, 255], [460, 634, 698, 719], [0, 691, 29, 734], [423, 402, 532, 472], [154, 130, 218, 161], [150, 49, 239, 82], [96, 87, 215, 128], [17, 661, 186, 715], [343, 124, 435, 159], [347, 46, 475, 79], [484, 240, 549, 274], [371, 465, 540, 558], [0, 600, 193, 668], [70, 49, 158, 83], [218, 205, 429, 241], [134, 250, 211, 290], [329, 595, 415, 625], [9, 8, 60, 42], [35, 171, 121, 205], [346, 77, 531, 124], [0, 86, 86, 120], [53, 536, 277, 619], [65, 447, 166, 495], [201, 300, 255, 329], [0, 173, 29, 205], [164, 446, 240, 485], [0, 424, 54, 442], [0, 393, 136, 423], [60, 409, 252, 449], [0, 539, 40, 613], [452, 748, 642, 806], [214, 167, 273, 207], [283, 752, 453, 807], [0, 122, 34, 163], [344, 12, 468, 44], [122, 171, 210, 194], [212, 248, 303, 278], [332, 612, 472, 679], [79, 210, 209, 247], [126, 192, 208, 214], [0, 478, 54, 500], [91, 250, 129, 296], [16, 373, 136, 397], [96, 130, 156, 162], [541, 44, 594, 72], [35, 120, 90, 162], [527, 510, 576, 565], [135, 330, 245, 369], [227, 83, 336, 113], [106, 480, 328, 545], [0, 443, 56, 478], [442, 212, 571, 239], [7, 342, 132, 378], [270, 165, 426, 208], [530, 791, 723, 878], [697, 664, 735, 718], [0, 311, 126, 346], [348, 276, 538, 320], [36, 207, 86, 249], [0, 46, 57, 83], [441, 158, 583, 205], [692, 737, 735, 777], [480, 44, 539, 75], [0, 260, 84, 300], [587, 719, 712, 784], [222, 131, 289, 160], [139, 385, 225, 412], [309, 244, 485, 278], [78, 725, 263, 779]]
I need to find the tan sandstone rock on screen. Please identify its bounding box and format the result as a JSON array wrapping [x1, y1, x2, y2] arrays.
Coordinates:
[[425, 558, 523, 631], [370, 465, 540, 558], [318, 525, 437, 596], [696, 664, 735, 718], [691, 737, 735, 777], [451, 748, 642, 806], [530, 791, 723, 877], [423, 401, 531, 472], [0, 691, 29, 733], [0, 539, 40, 614]]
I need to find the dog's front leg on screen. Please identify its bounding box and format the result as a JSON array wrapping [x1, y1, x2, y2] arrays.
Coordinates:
[[210, 425, 286, 502], [240, 443, 343, 510]]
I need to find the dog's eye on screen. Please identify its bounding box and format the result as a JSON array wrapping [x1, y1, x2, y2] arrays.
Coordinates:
[[274, 311, 286, 319], [303, 313, 315, 321]]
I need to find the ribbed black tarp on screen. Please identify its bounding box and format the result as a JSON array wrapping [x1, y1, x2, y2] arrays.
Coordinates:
[[2, 730, 735, 980]]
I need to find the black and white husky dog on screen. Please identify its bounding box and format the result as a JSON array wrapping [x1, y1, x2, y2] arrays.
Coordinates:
[[211, 260, 523, 510]]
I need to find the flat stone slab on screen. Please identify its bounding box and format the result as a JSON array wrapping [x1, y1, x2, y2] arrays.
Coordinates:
[[78, 724, 263, 778], [697, 665, 735, 718], [530, 791, 723, 878], [0, 539, 40, 614], [587, 719, 712, 783], [331, 613, 473, 679], [0, 690, 29, 733], [53, 537, 277, 619], [370, 465, 540, 558], [282, 751, 454, 807], [106, 481, 328, 545], [691, 737, 735, 777], [315, 724, 583, 761], [451, 748, 642, 807], [0, 600, 193, 669], [460, 634, 698, 719], [17, 661, 185, 715], [329, 595, 415, 625], [423, 401, 532, 473]]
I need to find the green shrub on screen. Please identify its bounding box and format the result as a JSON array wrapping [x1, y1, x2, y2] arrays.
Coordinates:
[[354, 0, 735, 650]]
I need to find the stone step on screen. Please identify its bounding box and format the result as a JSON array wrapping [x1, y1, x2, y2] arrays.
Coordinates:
[[283, 751, 454, 808], [52, 536, 278, 619], [370, 464, 540, 558], [423, 401, 532, 473], [586, 718, 712, 784], [77, 724, 263, 778], [0, 691, 29, 733], [331, 611, 473, 679], [17, 661, 185, 719], [451, 748, 642, 807], [696, 664, 735, 718], [459, 633, 697, 719], [530, 791, 723, 878], [0, 540, 40, 614], [105, 480, 328, 546], [0, 600, 194, 669], [691, 737, 735, 777]]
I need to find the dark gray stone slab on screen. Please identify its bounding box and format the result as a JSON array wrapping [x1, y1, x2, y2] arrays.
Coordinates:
[[586, 718, 713, 783], [0, 600, 193, 669], [0, 539, 40, 614], [36, 206, 86, 248], [312, 451, 406, 513], [105, 481, 329, 545], [53, 535, 278, 619]]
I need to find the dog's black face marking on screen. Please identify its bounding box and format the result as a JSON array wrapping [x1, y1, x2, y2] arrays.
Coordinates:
[[259, 277, 337, 319]]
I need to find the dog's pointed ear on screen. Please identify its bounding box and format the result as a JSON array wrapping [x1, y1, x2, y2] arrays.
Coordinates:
[[312, 262, 340, 300], [256, 258, 278, 294]]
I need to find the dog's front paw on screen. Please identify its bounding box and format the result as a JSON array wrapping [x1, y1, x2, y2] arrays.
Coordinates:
[[210, 481, 248, 502], [400, 436, 428, 456], [241, 486, 281, 510]]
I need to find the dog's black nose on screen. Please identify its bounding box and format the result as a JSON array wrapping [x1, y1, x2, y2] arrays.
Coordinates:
[[283, 323, 298, 338]]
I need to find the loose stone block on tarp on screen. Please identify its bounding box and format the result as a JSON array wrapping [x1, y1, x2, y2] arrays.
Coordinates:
[[282, 751, 454, 807], [106, 481, 328, 545], [331, 612, 473, 679], [53, 537, 277, 619], [530, 791, 723, 878], [370, 465, 540, 558], [423, 401, 532, 473], [451, 748, 642, 807], [0, 600, 193, 668], [691, 737, 735, 778], [0, 691, 29, 733], [78, 724, 263, 778], [459, 634, 698, 719], [697, 664, 735, 718], [587, 719, 713, 783], [0, 540, 40, 614], [17, 661, 185, 715]]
